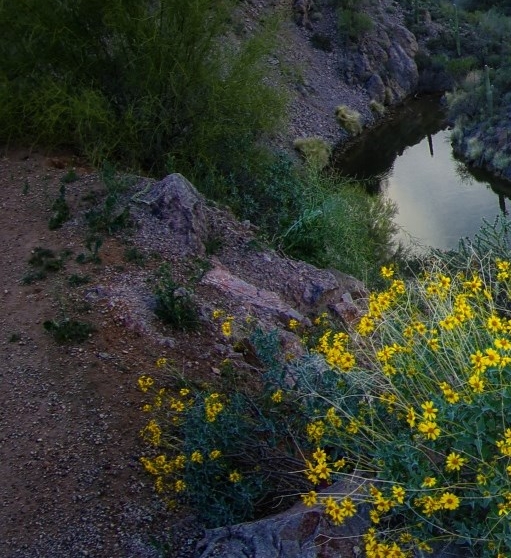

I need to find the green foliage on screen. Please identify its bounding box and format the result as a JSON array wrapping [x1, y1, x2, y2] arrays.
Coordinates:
[[67, 273, 91, 287], [123, 247, 147, 267], [337, 9, 374, 41], [48, 184, 70, 230], [310, 33, 333, 52], [43, 318, 95, 343], [293, 137, 332, 170], [22, 247, 70, 283], [153, 265, 199, 331], [278, 169, 399, 285], [76, 235, 103, 265], [335, 105, 363, 135], [0, 0, 285, 179], [137, 327, 313, 527], [85, 163, 133, 235], [369, 100, 385, 115]]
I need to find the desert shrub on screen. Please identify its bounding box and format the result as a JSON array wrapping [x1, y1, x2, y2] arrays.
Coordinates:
[[337, 9, 374, 41], [85, 163, 135, 235], [153, 264, 199, 331], [48, 184, 70, 230], [43, 318, 95, 343], [139, 217, 511, 555], [369, 100, 385, 115], [137, 322, 315, 527], [310, 33, 333, 51], [445, 55, 478, 80], [335, 105, 363, 135], [279, 169, 399, 285], [287, 246, 511, 557], [293, 137, 332, 169], [0, 0, 285, 180]]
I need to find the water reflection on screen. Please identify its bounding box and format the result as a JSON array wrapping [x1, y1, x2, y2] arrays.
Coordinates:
[[334, 96, 510, 250]]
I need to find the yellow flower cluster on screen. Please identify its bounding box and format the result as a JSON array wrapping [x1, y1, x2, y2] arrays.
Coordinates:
[[313, 312, 329, 326], [306, 420, 325, 443], [229, 470, 242, 483], [363, 528, 408, 558], [138, 375, 154, 393], [368, 485, 405, 525], [140, 419, 162, 446], [323, 496, 357, 526], [288, 318, 299, 330], [496, 259, 511, 282], [496, 428, 511, 457], [316, 331, 356, 371], [305, 447, 333, 484], [414, 491, 460, 515], [205, 392, 224, 422], [221, 316, 234, 337], [438, 382, 460, 404], [497, 492, 511, 516], [425, 273, 451, 300], [271, 389, 283, 403]]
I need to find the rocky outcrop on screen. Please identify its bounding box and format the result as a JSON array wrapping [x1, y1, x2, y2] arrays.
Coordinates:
[[196, 476, 371, 558], [132, 173, 208, 256], [86, 174, 370, 350], [340, 21, 419, 105], [196, 473, 467, 558]]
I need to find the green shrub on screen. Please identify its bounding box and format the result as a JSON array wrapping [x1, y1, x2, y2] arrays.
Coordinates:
[[153, 265, 199, 331], [335, 105, 363, 135], [0, 0, 285, 179], [43, 318, 95, 343], [48, 184, 70, 230], [85, 163, 134, 234], [277, 169, 398, 285], [369, 100, 385, 115], [293, 137, 332, 169], [137, 326, 312, 527], [337, 9, 374, 41], [288, 246, 511, 557], [310, 33, 333, 51]]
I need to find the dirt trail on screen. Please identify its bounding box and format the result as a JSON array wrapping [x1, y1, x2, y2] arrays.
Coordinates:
[[0, 151, 202, 557]]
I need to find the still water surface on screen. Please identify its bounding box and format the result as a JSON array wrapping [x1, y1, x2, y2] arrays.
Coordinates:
[[335, 97, 511, 251]]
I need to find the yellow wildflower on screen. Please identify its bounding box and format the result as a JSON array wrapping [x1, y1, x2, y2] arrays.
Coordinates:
[[271, 389, 283, 403], [445, 451, 467, 472], [301, 490, 318, 507], [418, 420, 441, 441], [421, 400, 438, 420], [380, 266, 394, 279], [229, 470, 242, 483], [440, 492, 460, 510], [138, 375, 154, 393], [191, 451, 203, 464], [209, 449, 222, 460]]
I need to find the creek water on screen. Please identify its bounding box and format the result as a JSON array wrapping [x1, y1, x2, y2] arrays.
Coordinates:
[[334, 96, 511, 251]]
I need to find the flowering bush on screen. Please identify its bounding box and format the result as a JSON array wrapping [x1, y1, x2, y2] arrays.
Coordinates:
[[295, 254, 511, 557], [139, 219, 511, 556], [137, 349, 313, 527]]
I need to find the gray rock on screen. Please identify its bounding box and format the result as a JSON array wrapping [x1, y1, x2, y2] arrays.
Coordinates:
[[133, 173, 207, 255], [196, 477, 371, 558]]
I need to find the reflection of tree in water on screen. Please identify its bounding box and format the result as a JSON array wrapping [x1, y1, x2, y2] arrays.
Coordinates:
[[453, 151, 511, 215], [454, 160, 477, 186], [333, 96, 447, 193]]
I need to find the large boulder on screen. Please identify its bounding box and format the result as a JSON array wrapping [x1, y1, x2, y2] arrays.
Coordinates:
[[133, 173, 208, 255]]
